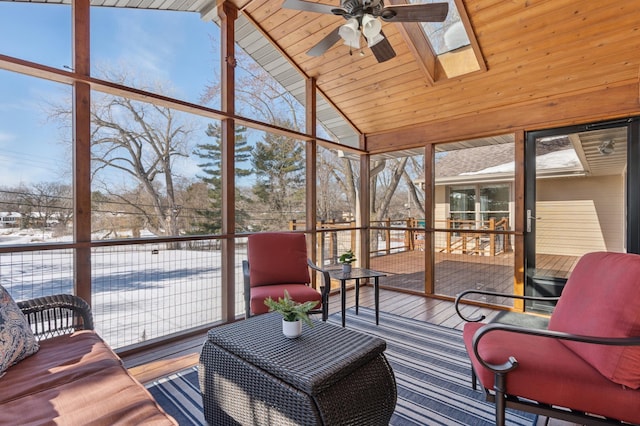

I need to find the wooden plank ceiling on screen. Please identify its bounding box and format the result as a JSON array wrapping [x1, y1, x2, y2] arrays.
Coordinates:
[[230, 0, 640, 142]]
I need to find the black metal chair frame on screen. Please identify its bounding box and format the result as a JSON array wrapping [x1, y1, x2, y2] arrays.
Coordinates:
[[455, 289, 639, 426]]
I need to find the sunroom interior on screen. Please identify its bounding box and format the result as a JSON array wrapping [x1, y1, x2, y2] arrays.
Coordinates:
[[1, 0, 640, 423]]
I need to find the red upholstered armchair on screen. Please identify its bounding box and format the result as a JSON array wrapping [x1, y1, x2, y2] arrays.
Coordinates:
[[462, 252, 640, 426], [243, 232, 330, 321]]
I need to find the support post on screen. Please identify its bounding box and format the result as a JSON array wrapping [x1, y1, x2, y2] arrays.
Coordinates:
[[219, 1, 237, 322], [359, 146, 370, 270], [424, 142, 434, 294], [72, 0, 92, 305], [306, 77, 318, 274]]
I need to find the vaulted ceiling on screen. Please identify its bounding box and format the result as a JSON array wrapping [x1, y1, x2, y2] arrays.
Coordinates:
[[227, 0, 640, 152]]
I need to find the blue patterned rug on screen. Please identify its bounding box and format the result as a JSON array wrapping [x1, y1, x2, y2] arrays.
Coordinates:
[[147, 307, 536, 425]]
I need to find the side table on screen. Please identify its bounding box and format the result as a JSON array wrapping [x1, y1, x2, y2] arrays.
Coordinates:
[[199, 313, 397, 425], [328, 268, 387, 327]]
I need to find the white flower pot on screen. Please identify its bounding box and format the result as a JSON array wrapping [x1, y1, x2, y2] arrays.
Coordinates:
[[342, 263, 352, 274], [282, 318, 302, 338]]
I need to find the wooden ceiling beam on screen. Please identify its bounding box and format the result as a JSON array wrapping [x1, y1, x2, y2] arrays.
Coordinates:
[[394, 21, 436, 86], [366, 82, 640, 152], [454, 0, 486, 73], [387, 0, 436, 86]]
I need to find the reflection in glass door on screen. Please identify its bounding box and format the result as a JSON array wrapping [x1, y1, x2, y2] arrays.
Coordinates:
[[525, 123, 629, 312]]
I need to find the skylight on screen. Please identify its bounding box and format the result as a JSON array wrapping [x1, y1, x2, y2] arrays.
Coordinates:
[[409, 0, 483, 79], [413, 0, 470, 55]]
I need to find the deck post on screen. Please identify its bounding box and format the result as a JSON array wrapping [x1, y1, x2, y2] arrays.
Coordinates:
[[489, 218, 496, 256]]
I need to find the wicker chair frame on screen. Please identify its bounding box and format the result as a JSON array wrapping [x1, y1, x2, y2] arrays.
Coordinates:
[[17, 294, 94, 340]]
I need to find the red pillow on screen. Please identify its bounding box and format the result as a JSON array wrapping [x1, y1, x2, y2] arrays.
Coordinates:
[[548, 252, 640, 389], [247, 233, 311, 287]]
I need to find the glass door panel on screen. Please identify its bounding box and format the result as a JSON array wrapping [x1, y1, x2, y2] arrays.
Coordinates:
[[525, 124, 628, 312]]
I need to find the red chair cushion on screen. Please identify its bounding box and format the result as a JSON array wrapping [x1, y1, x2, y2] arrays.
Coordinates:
[[248, 233, 311, 288], [464, 322, 640, 425], [250, 284, 322, 315], [548, 251, 640, 389]]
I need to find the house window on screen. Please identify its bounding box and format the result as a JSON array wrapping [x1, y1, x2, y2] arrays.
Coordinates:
[[449, 184, 510, 229]]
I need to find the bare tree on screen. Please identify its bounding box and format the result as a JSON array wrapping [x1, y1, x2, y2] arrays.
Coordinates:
[[371, 157, 409, 223], [403, 155, 425, 219], [18, 182, 72, 230], [201, 53, 303, 130], [49, 71, 195, 237], [90, 96, 191, 236]]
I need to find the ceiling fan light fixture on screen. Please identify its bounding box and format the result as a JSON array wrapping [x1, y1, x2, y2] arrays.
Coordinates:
[[339, 18, 361, 48], [282, 0, 449, 62], [362, 13, 382, 38], [366, 32, 384, 47]]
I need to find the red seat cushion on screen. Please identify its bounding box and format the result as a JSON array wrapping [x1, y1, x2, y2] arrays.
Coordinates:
[[548, 251, 640, 389], [248, 233, 310, 287], [250, 284, 322, 315], [464, 322, 640, 425], [1, 331, 176, 424]]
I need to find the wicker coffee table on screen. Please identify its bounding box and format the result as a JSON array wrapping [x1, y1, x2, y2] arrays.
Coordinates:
[[199, 313, 397, 425]]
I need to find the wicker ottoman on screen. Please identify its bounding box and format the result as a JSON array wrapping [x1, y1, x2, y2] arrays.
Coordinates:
[[199, 313, 396, 425]]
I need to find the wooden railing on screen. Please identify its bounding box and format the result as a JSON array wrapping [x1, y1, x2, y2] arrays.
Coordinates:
[[289, 216, 512, 260], [438, 217, 510, 256]]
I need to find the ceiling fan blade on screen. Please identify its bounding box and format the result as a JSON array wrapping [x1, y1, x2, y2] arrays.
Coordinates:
[[282, 0, 344, 16], [369, 32, 396, 63], [380, 3, 449, 22], [307, 26, 342, 56]]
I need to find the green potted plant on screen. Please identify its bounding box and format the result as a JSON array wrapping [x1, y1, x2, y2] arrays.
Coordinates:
[[264, 290, 319, 338], [339, 249, 357, 273]]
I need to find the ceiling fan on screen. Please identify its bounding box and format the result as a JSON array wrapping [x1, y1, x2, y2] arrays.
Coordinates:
[[282, 0, 449, 63]]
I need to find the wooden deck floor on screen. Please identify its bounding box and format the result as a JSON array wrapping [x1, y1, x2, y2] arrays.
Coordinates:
[[369, 251, 579, 301], [124, 286, 502, 384]]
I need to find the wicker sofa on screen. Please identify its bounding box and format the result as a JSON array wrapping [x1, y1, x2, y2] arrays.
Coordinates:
[[1, 293, 176, 425]]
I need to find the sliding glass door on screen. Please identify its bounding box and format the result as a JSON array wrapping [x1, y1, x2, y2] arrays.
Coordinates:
[[524, 119, 638, 312]]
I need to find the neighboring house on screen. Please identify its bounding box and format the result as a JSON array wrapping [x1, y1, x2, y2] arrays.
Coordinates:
[[414, 133, 626, 257], [0, 212, 22, 228]]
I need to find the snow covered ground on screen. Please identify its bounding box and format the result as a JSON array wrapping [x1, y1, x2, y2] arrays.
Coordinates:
[[1, 228, 401, 349], [1, 228, 243, 349]]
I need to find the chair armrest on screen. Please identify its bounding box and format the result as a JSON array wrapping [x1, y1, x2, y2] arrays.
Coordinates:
[[307, 259, 331, 295], [471, 322, 640, 374], [243, 260, 251, 318], [17, 294, 93, 340], [307, 258, 331, 321], [455, 289, 560, 322]]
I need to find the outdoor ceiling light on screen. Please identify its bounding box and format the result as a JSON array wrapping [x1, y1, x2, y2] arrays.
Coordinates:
[[598, 140, 615, 155], [339, 18, 361, 49], [362, 14, 384, 47]]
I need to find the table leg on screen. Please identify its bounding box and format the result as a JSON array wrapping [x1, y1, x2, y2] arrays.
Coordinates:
[[341, 279, 346, 327], [374, 277, 380, 325], [355, 278, 360, 315]]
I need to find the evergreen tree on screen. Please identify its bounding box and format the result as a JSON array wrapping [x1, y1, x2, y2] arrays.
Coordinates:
[[252, 125, 305, 229], [192, 123, 252, 233]]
